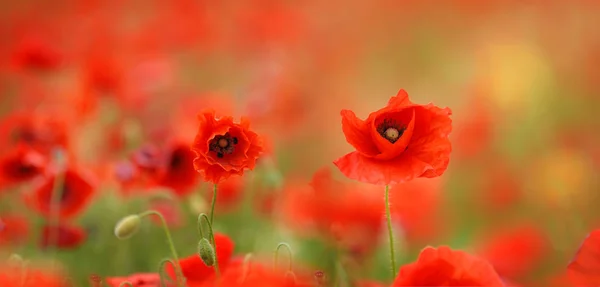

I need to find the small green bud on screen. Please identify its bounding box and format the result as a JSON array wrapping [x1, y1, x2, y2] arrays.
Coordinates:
[[114, 215, 141, 239], [197, 238, 215, 267]]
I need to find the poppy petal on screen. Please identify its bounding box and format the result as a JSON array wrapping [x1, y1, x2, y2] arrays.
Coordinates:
[[567, 230, 600, 285], [340, 109, 379, 157], [334, 151, 434, 185], [387, 89, 412, 107]]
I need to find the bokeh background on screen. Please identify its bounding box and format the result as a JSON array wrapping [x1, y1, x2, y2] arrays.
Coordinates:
[[1, 0, 600, 286]]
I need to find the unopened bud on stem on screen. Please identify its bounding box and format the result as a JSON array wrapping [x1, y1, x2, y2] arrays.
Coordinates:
[[197, 238, 215, 267], [114, 215, 141, 239]]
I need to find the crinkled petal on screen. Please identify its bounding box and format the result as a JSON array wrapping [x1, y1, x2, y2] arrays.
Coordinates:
[[341, 109, 379, 157]]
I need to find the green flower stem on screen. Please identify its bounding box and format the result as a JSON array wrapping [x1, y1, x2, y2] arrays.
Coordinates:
[[48, 164, 66, 266], [139, 210, 185, 287], [385, 185, 397, 278], [158, 259, 177, 287], [274, 242, 293, 272], [210, 184, 217, 225]]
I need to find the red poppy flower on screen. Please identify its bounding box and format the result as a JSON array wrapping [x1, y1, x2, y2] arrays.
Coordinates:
[[476, 225, 549, 280], [40, 223, 87, 249], [27, 168, 96, 219], [191, 110, 263, 184], [196, 257, 299, 287], [0, 264, 67, 287], [167, 233, 235, 284], [390, 178, 443, 243], [10, 33, 62, 71], [334, 89, 452, 185], [0, 144, 46, 186], [148, 199, 183, 228], [393, 246, 504, 287], [155, 142, 198, 197], [0, 214, 30, 246], [452, 91, 494, 160], [281, 168, 384, 257], [0, 112, 69, 156], [131, 144, 163, 176], [567, 229, 600, 285], [106, 273, 162, 287]]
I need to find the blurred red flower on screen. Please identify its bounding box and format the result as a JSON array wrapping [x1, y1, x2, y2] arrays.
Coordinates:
[[334, 89, 452, 185], [0, 112, 69, 156], [452, 92, 494, 160], [476, 225, 549, 280], [148, 199, 183, 228], [475, 161, 522, 211], [390, 178, 443, 244], [206, 175, 245, 212], [0, 214, 30, 246], [10, 33, 62, 71], [393, 246, 504, 287], [0, 264, 68, 287], [154, 142, 198, 197], [194, 256, 299, 287], [281, 168, 384, 258], [40, 223, 87, 249], [106, 273, 162, 287], [27, 168, 96, 219], [0, 144, 47, 186], [567, 229, 600, 285], [191, 110, 263, 184], [167, 233, 235, 285]]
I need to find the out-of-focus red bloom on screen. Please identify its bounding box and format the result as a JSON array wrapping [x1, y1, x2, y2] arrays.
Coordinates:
[[206, 175, 245, 212], [281, 168, 384, 258], [476, 225, 549, 280], [244, 69, 307, 140], [155, 142, 198, 197], [27, 168, 96, 219], [0, 112, 69, 156], [334, 89, 452, 185], [113, 160, 144, 196], [0, 144, 46, 186], [194, 257, 301, 287], [390, 178, 443, 243], [106, 273, 162, 287], [475, 162, 522, 211], [0, 214, 29, 246], [232, 1, 307, 52], [393, 246, 504, 287], [10, 34, 62, 71], [452, 92, 494, 160], [0, 264, 68, 287], [148, 199, 183, 228], [40, 224, 87, 249], [567, 229, 600, 285], [191, 110, 263, 184], [131, 144, 163, 176], [167, 233, 235, 285]]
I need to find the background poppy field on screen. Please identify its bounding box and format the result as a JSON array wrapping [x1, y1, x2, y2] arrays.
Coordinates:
[[1, 1, 600, 286]]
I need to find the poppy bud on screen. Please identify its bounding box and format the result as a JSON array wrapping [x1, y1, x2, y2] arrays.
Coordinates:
[[7, 254, 23, 266], [114, 215, 141, 239], [197, 238, 215, 266]]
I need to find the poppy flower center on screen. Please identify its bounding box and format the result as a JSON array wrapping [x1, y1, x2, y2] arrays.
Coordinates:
[[209, 133, 239, 158], [17, 163, 37, 176], [377, 119, 406, 143]]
